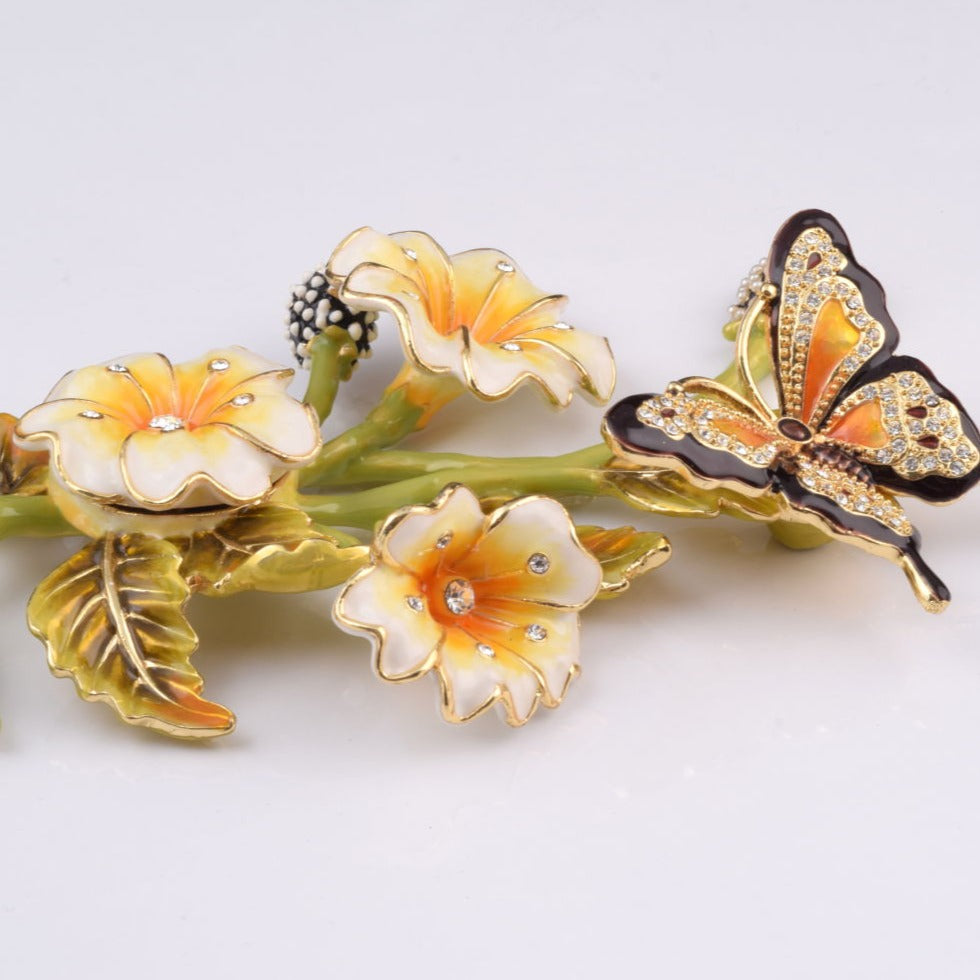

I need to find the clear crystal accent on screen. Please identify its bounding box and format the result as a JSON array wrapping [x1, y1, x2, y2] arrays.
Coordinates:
[[231, 393, 254, 407], [148, 414, 185, 432], [435, 532, 453, 550], [525, 624, 547, 642], [405, 596, 424, 613], [476, 643, 495, 658], [527, 553, 550, 574], [495, 261, 514, 273], [107, 363, 128, 373], [501, 342, 521, 351], [79, 409, 103, 419], [209, 358, 231, 372], [443, 578, 475, 616], [403, 248, 418, 260], [553, 321, 572, 330]]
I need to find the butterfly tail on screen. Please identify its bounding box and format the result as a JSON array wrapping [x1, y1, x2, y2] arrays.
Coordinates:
[[899, 547, 951, 614]]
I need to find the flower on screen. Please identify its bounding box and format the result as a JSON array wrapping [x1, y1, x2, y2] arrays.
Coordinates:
[[17, 347, 321, 513], [326, 227, 616, 406], [333, 484, 603, 725]]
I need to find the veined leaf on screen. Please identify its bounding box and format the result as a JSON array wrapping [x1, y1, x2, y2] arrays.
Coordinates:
[[180, 504, 368, 597], [575, 524, 672, 597], [27, 534, 234, 738], [0, 412, 48, 495], [606, 469, 781, 522]]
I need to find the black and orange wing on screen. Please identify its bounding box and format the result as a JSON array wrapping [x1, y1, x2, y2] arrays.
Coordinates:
[[768, 210, 980, 502]]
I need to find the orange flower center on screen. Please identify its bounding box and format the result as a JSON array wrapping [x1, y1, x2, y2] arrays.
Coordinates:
[[423, 571, 477, 624], [106, 357, 254, 433]]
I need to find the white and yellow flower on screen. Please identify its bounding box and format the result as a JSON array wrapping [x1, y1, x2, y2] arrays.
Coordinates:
[[17, 347, 321, 535], [333, 484, 602, 725], [326, 228, 616, 407]]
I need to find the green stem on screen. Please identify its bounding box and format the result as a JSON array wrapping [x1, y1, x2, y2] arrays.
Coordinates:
[[324, 444, 611, 487], [716, 312, 771, 396], [300, 365, 463, 489], [302, 330, 357, 423], [0, 494, 77, 539], [299, 450, 613, 529]]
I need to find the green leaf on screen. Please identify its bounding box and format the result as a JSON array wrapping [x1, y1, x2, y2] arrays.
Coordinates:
[[180, 503, 369, 597], [0, 412, 48, 495], [27, 534, 234, 738], [575, 524, 672, 597], [606, 469, 781, 522]]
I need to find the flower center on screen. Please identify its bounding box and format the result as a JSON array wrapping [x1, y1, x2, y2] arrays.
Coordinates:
[[442, 577, 476, 616], [148, 414, 185, 433]]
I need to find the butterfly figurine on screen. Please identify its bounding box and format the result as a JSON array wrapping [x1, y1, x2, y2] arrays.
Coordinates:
[[603, 210, 980, 612]]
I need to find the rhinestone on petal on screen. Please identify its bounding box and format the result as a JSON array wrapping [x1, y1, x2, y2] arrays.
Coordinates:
[[231, 393, 254, 407], [501, 342, 521, 352], [209, 358, 231, 372], [148, 414, 185, 432], [443, 578, 476, 616], [476, 642, 495, 658], [405, 596, 424, 613], [527, 553, 550, 575], [79, 409, 104, 419], [106, 363, 128, 373], [435, 532, 453, 550], [495, 261, 515, 273], [525, 624, 548, 642]]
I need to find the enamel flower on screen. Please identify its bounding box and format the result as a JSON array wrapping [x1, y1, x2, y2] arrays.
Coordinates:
[[17, 347, 321, 529], [334, 484, 603, 725], [326, 227, 616, 406]]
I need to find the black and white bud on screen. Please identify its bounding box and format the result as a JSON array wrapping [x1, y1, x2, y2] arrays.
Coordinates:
[[285, 266, 379, 369]]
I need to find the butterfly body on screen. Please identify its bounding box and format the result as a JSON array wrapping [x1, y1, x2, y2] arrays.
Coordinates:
[[603, 210, 980, 612]]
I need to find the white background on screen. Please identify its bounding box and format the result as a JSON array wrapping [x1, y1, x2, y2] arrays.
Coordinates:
[[1, 1, 979, 976]]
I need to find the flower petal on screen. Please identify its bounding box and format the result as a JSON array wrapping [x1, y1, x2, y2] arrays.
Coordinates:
[[517, 325, 616, 403], [471, 602, 581, 706], [327, 227, 420, 281], [463, 334, 579, 405], [390, 231, 455, 335], [48, 353, 176, 424], [438, 626, 544, 724], [334, 564, 443, 680], [450, 249, 559, 344], [175, 347, 292, 420], [341, 263, 463, 375], [456, 496, 602, 608], [121, 425, 275, 507], [208, 394, 321, 462], [489, 294, 568, 342], [16, 398, 131, 498], [381, 484, 485, 579]]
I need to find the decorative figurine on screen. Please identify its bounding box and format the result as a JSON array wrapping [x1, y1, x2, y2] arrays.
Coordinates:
[[0, 212, 975, 740], [603, 210, 980, 612]]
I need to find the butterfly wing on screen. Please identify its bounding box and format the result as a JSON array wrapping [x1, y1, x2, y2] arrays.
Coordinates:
[[768, 209, 899, 427], [774, 463, 950, 612], [770, 210, 980, 501], [821, 357, 980, 502], [603, 379, 779, 495]]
